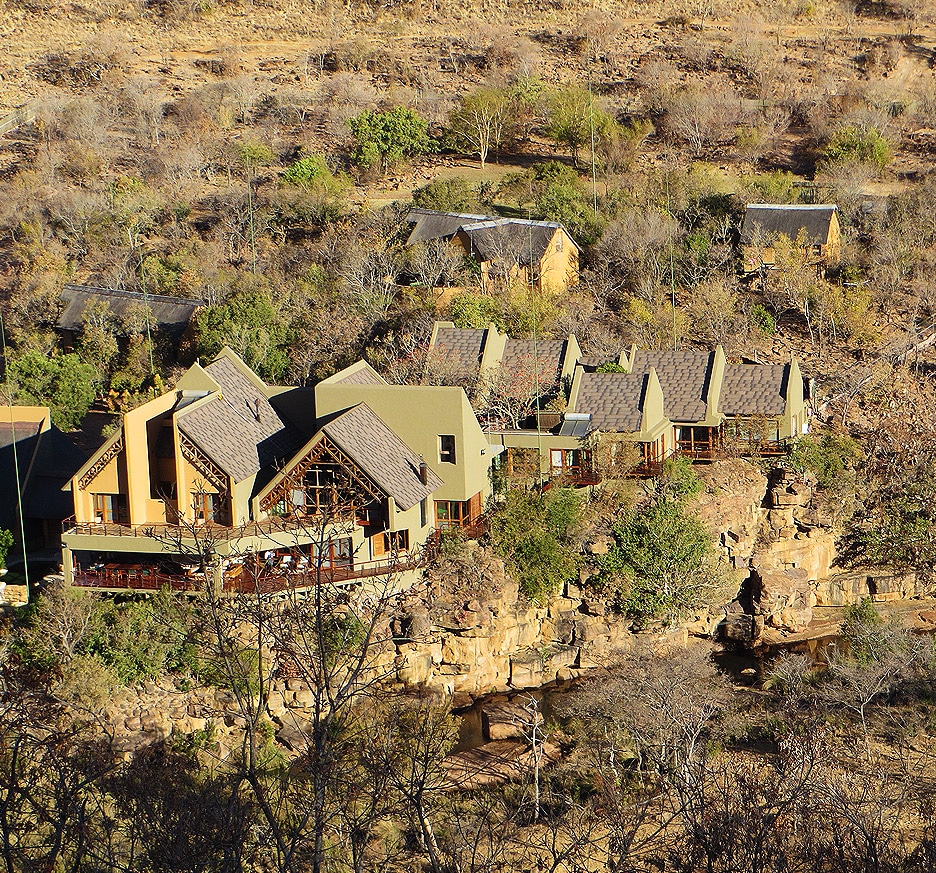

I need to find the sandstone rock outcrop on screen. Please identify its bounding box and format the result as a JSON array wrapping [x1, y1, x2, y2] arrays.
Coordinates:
[[698, 461, 843, 645]]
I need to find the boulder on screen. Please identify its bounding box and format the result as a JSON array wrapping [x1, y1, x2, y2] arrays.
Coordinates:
[[721, 612, 764, 646]]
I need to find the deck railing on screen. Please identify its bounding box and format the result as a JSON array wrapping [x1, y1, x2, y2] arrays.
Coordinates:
[[62, 515, 345, 540], [72, 555, 420, 594]]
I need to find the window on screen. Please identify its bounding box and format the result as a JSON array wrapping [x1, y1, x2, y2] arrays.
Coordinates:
[[303, 465, 338, 512], [313, 537, 352, 568], [372, 530, 409, 557], [435, 494, 481, 528], [192, 492, 230, 525], [420, 498, 428, 528], [549, 449, 590, 477], [92, 493, 128, 524], [439, 434, 456, 464]]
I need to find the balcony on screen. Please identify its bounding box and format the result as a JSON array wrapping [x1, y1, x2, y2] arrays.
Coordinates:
[[71, 553, 421, 594], [62, 514, 352, 541]]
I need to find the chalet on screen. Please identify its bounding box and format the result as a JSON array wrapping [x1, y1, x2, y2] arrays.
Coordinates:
[[424, 322, 809, 483], [741, 204, 841, 272], [404, 209, 580, 293], [1, 406, 87, 556], [62, 351, 492, 594], [564, 346, 809, 474], [57, 284, 204, 355]]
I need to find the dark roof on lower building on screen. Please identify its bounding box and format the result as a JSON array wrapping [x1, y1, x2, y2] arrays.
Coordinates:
[[741, 204, 837, 247], [573, 373, 647, 433], [719, 364, 788, 417], [58, 285, 204, 335], [0, 417, 87, 529], [630, 350, 713, 422], [321, 403, 443, 511], [461, 219, 562, 269], [176, 356, 304, 483], [405, 209, 490, 245]]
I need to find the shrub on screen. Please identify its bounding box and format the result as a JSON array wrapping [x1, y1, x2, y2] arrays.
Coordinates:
[[598, 496, 717, 624], [412, 177, 483, 213], [195, 284, 291, 382], [448, 290, 503, 330], [0, 529, 13, 568], [750, 303, 776, 336], [281, 154, 348, 196], [6, 350, 97, 431], [349, 107, 433, 173], [788, 431, 863, 490], [488, 487, 582, 603], [824, 125, 891, 172]]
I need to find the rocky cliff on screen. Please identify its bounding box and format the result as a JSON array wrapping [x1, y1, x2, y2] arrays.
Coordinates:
[[99, 459, 914, 753]]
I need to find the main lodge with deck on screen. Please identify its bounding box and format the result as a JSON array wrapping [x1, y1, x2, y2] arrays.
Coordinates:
[[62, 350, 493, 595]]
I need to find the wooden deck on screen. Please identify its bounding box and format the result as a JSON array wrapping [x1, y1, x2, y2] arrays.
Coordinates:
[[72, 556, 420, 594]]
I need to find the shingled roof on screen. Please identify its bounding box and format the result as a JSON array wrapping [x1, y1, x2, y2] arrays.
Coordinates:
[[719, 364, 789, 417], [741, 204, 838, 247], [321, 403, 443, 510], [405, 209, 490, 245], [176, 356, 304, 484], [58, 285, 203, 335], [573, 373, 647, 433], [629, 350, 713, 422], [430, 326, 487, 374], [501, 338, 566, 387]]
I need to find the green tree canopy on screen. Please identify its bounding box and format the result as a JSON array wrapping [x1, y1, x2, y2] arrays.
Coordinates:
[[488, 487, 582, 603], [545, 86, 615, 168], [6, 350, 98, 431], [349, 107, 433, 174], [195, 283, 291, 382], [412, 176, 484, 213]]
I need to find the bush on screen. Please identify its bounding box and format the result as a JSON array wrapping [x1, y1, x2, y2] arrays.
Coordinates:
[[529, 161, 604, 246], [349, 107, 433, 173], [750, 303, 776, 336], [488, 487, 582, 603], [448, 290, 503, 329], [195, 284, 291, 382], [412, 177, 484, 213], [598, 496, 717, 624], [0, 529, 13, 568], [824, 125, 891, 172], [6, 350, 98, 431], [788, 431, 863, 490]]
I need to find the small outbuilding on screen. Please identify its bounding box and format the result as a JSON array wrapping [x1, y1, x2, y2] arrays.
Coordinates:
[[741, 204, 840, 271]]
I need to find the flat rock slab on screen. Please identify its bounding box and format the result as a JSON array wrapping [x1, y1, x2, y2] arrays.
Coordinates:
[[480, 698, 542, 741], [442, 739, 560, 790]]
